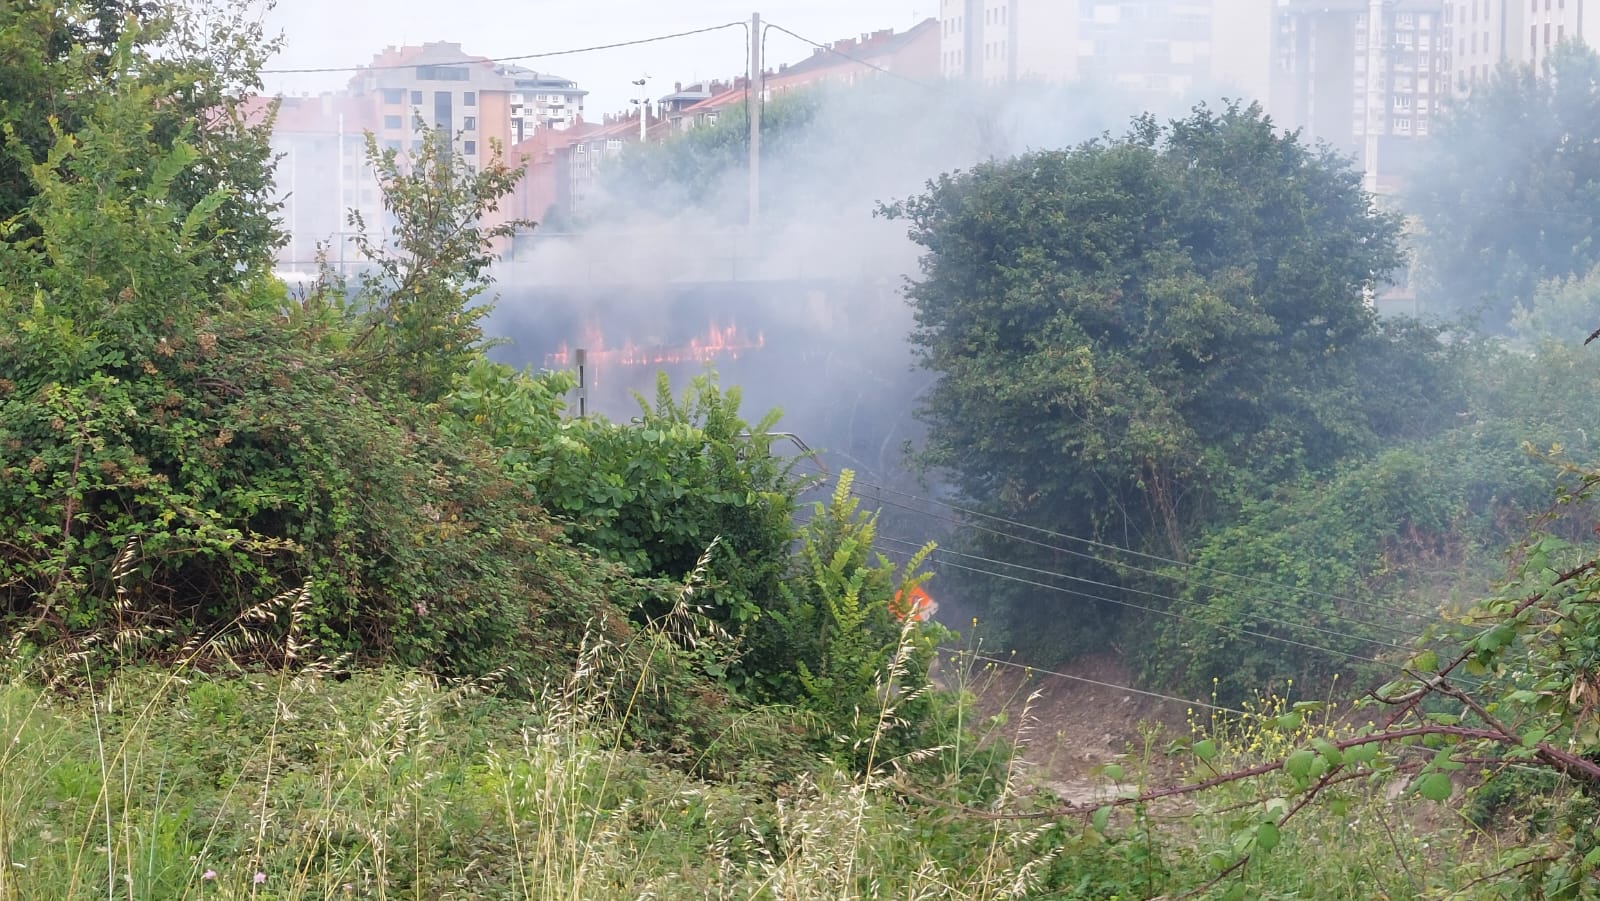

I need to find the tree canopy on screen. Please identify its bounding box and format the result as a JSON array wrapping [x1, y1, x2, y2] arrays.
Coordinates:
[[1408, 42, 1600, 328], [886, 103, 1434, 557]]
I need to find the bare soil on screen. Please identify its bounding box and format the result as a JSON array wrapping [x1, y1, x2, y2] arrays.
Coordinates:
[[946, 650, 1194, 805]]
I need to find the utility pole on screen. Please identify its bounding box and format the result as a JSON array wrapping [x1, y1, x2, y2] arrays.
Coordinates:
[[575, 348, 588, 418], [336, 113, 346, 270], [748, 11, 762, 229], [631, 76, 649, 143]]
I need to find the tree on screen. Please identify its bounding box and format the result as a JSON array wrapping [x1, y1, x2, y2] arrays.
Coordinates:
[[0, 0, 281, 283], [882, 103, 1443, 655], [1408, 42, 1600, 328], [343, 127, 527, 402]]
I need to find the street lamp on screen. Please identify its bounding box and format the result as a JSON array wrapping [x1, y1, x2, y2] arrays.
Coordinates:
[[630, 76, 649, 142]]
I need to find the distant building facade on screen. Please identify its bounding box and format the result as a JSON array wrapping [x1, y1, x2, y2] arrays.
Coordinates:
[[257, 41, 587, 267], [1445, 0, 1600, 93], [938, 0, 1274, 103], [260, 94, 384, 270], [498, 66, 588, 140], [1270, 0, 1448, 189], [505, 18, 940, 224]]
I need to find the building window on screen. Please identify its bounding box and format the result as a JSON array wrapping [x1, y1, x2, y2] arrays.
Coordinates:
[[463, 115, 476, 131], [382, 88, 404, 104], [382, 139, 401, 152], [416, 65, 470, 81], [1559, 24, 1565, 40], [383, 114, 402, 129], [464, 91, 476, 106], [411, 90, 423, 105], [1394, 117, 1412, 133], [464, 140, 476, 155], [1418, 120, 1429, 135], [1546, 22, 1552, 44]]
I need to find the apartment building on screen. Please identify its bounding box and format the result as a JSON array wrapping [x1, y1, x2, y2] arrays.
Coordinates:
[[258, 42, 588, 268], [1446, 0, 1600, 93], [257, 93, 385, 270], [1271, 0, 1448, 187], [498, 66, 588, 141], [348, 42, 517, 171], [938, 0, 1273, 103]]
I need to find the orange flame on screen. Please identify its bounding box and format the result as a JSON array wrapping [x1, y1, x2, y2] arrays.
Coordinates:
[[546, 319, 766, 370], [890, 585, 938, 623]]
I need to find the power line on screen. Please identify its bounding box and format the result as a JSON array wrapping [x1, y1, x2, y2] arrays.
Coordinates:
[[260, 22, 747, 75], [874, 537, 1392, 668], [762, 21, 937, 91], [860, 491, 1426, 640], [876, 535, 1417, 654], [866, 497, 1420, 640], [857, 481, 1432, 624], [956, 651, 1249, 716]]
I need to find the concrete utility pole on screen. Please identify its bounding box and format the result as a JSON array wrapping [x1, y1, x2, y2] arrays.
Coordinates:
[[748, 11, 762, 228], [631, 77, 649, 142], [575, 348, 588, 418]]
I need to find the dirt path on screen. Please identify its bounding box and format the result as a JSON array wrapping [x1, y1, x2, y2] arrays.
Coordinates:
[[946, 651, 1193, 805]]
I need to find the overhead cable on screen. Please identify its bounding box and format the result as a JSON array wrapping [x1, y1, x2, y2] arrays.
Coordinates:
[[857, 481, 1433, 624], [260, 22, 747, 75]]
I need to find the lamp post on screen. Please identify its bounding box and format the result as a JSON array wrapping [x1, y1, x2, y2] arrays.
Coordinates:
[[630, 76, 649, 142]]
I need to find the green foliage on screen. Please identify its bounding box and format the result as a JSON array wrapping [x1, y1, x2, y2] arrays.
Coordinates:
[[1142, 329, 1600, 700], [454, 368, 798, 630], [744, 470, 944, 762], [1409, 42, 1600, 328], [887, 102, 1406, 548], [0, 0, 282, 283], [1511, 263, 1600, 345], [342, 126, 528, 402], [0, 21, 623, 685], [884, 102, 1445, 659]]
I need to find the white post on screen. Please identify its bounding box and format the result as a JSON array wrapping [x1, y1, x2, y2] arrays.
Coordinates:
[[749, 11, 762, 228], [336, 113, 346, 269]]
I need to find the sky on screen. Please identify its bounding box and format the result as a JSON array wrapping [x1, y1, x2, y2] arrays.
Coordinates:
[[261, 0, 934, 115]]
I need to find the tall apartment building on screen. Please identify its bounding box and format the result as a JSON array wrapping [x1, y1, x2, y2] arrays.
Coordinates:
[[498, 66, 588, 141], [1271, 0, 1448, 189], [1446, 0, 1600, 93], [348, 42, 517, 172], [938, 0, 1273, 103], [258, 42, 586, 268], [259, 93, 385, 271]]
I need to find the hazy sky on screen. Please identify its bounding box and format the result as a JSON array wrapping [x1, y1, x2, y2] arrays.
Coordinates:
[[261, 1, 933, 114]]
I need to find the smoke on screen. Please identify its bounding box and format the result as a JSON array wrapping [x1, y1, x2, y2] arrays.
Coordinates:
[[482, 76, 1222, 545]]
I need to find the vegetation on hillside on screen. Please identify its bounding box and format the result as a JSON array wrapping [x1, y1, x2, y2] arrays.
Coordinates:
[[6, 1, 1600, 897]]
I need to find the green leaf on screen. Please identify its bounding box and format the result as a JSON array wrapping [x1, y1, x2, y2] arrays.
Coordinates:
[[1311, 737, 1344, 767], [1101, 763, 1125, 782], [1091, 805, 1111, 833], [1416, 772, 1452, 802], [1255, 821, 1281, 852], [1192, 739, 1219, 762], [1285, 749, 1315, 781]]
